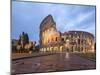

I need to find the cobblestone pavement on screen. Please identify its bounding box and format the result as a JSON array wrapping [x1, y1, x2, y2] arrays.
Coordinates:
[[11, 53, 96, 74]]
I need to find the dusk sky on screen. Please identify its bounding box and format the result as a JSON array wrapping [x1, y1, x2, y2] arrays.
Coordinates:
[[12, 1, 96, 44]]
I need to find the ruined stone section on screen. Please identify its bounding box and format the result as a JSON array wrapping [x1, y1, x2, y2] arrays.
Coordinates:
[[62, 31, 95, 53], [40, 15, 61, 45], [39, 14, 63, 52]]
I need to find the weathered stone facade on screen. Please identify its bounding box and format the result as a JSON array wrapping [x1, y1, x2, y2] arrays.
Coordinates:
[[40, 15, 64, 52], [39, 15, 95, 53], [62, 31, 95, 53]]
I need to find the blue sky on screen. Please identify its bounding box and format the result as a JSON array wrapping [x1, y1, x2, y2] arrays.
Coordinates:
[[12, 1, 96, 44]]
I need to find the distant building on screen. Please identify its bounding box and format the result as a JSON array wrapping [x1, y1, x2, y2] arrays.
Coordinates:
[[12, 32, 36, 53], [39, 15, 95, 53]]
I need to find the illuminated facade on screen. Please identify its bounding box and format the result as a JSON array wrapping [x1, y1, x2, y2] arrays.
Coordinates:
[[62, 31, 95, 53], [40, 15, 63, 52], [39, 15, 95, 53]]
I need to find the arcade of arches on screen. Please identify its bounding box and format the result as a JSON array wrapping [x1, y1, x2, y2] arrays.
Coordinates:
[[39, 15, 95, 53]]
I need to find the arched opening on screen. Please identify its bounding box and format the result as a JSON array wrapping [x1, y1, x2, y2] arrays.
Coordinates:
[[56, 37, 58, 41], [47, 47, 49, 52], [60, 46, 63, 52]]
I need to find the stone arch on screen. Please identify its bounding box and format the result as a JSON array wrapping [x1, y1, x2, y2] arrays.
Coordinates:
[[50, 47, 52, 51], [43, 48, 46, 52], [47, 47, 50, 52], [60, 46, 63, 52], [54, 46, 58, 52]]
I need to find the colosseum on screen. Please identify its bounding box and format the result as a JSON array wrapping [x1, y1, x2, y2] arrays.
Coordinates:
[[39, 15, 95, 53], [61, 31, 95, 53]]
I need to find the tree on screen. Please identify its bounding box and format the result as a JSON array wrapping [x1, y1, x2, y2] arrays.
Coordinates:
[[25, 33, 29, 44]]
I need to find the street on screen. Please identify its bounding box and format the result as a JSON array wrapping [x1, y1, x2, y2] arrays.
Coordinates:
[[11, 52, 96, 74]]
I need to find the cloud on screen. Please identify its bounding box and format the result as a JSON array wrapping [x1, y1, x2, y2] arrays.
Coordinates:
[[63, 10, 95, 29], [12, 1, 96, 43]]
